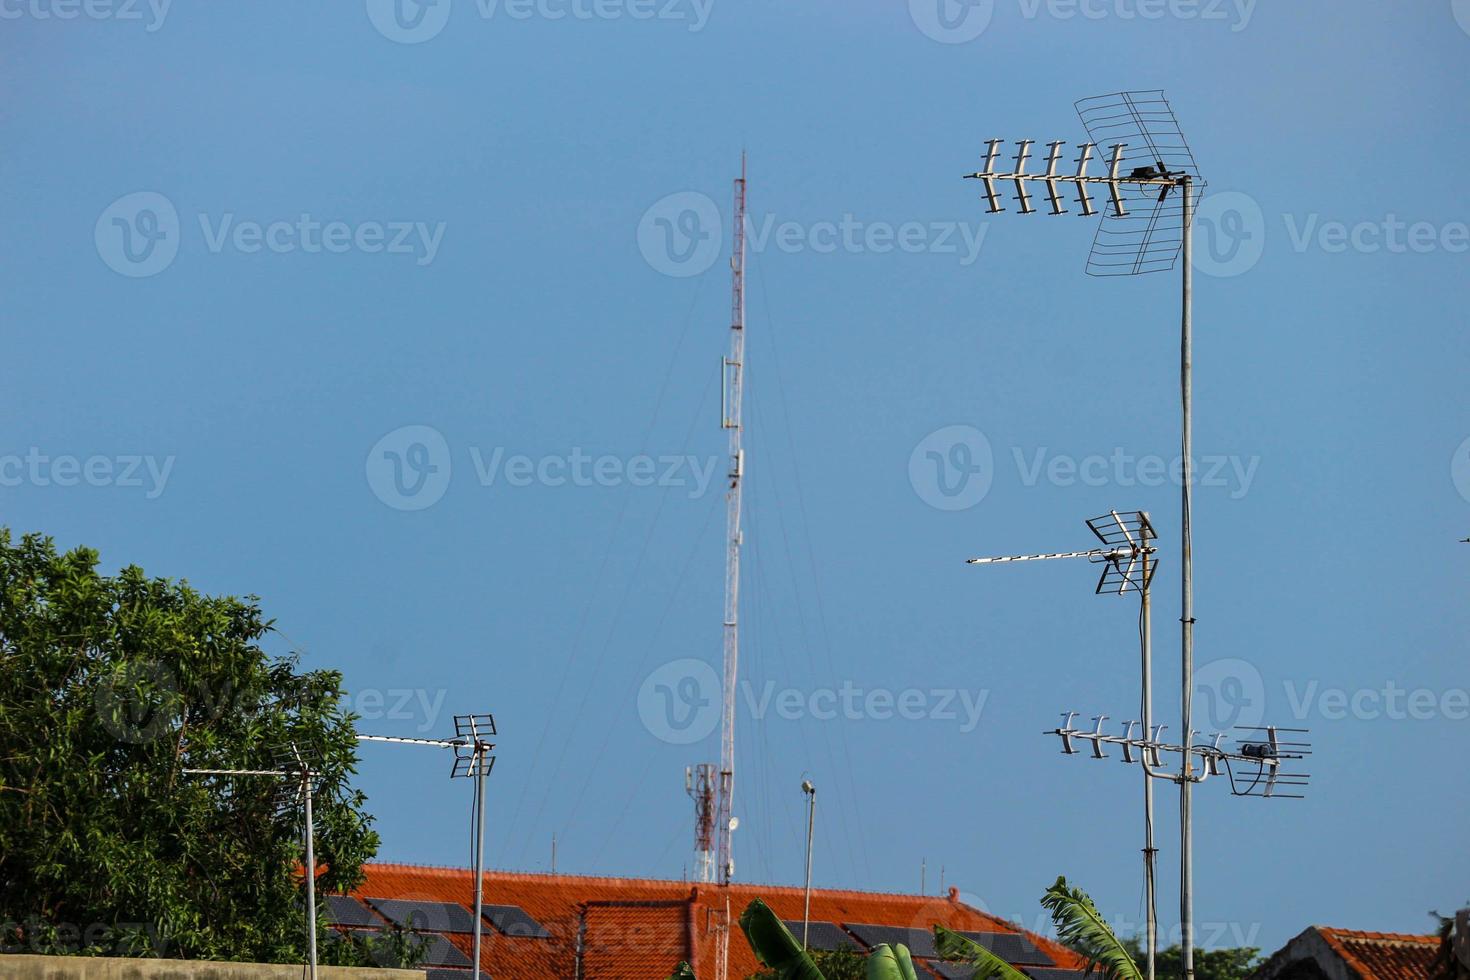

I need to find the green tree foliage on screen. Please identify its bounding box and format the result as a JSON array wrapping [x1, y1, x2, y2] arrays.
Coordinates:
[[1121, 937, 1261, 980], [0, 531, 387, 964]]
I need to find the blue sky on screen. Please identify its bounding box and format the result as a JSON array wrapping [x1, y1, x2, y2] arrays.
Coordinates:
[[4, 0, 1469, 955]]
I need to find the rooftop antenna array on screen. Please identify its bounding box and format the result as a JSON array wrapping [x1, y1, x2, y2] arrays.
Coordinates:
[[685, 763, 717, 884], [964, 90, 1321, 980], [182, 742, 325, 980], [357, 713, 497, 980], [968, 510, 1161, 978]]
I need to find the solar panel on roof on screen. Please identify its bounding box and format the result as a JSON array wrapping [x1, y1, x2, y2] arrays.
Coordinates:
[[843, 924, 940, 959], [958, 931, 1056, 965], [780, 921, 859, 951], [364, 897, 479, 934], [324, 895, 381, 928], [925, 961, 978, 980], [482, 903, 551, 938], [417, 934, 473, 968]]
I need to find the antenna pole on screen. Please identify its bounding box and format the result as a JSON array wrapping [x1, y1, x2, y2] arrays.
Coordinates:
[[714, 152, 747, 980], [472, 748, 488, 980], [1179, 174, 1196, 980], [1141, 549, 1157, 980], [303, 770, 318, 980], [801, 782, 816, 950]]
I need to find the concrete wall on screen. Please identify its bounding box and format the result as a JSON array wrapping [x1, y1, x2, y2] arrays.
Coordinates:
[[0, 954, 423, 980]]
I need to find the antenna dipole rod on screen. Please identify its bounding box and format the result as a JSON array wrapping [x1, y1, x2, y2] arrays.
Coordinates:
[[967, 548, 1116, 565]]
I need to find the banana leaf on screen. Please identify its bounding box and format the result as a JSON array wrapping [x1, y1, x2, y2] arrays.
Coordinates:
[[1039, 876, 1142, 980], [867, 942, 920, 980], [933, 925, 1033, 980], [739, 898, 825, 980]]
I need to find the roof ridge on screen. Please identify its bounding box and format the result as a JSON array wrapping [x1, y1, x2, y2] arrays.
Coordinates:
[[1316, 927, 1440, 944]]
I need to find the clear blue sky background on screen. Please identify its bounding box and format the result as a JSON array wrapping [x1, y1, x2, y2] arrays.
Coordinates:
[[4, 0, 1468, 955]]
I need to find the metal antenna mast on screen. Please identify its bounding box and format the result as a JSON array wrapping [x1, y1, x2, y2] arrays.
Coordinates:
[[357, 714, 497, 980], [969, 510, 1160, 980], [182, 744, 324, 980], [964, 90, 1209, 980], [714, 150, 747, 980]]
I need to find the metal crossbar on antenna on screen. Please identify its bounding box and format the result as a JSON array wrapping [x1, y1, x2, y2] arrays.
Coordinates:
[[357, 712, 496, 980], [182, 742, 325, 980]]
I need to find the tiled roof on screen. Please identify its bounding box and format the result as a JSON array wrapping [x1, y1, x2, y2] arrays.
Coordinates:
[[339, 863, 1089, 978], [1315, 927, 1441, 980]]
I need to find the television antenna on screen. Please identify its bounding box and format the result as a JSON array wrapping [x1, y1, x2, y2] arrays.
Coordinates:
[[357, 713, 497, 980], [182, 742, 325, 980], [1049, 717, 1312, 799], [963, 88, 1238, 980], [969, 510, 1160, 977]]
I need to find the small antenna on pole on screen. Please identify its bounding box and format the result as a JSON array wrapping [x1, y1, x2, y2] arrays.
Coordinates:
[[182, 742, 325, 980], [358, 713, 497, 980]]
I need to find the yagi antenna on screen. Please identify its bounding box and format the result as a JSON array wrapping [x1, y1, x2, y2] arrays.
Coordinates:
[[967, 509, 1156, 596], [183, 742, 327, 980], [964, 90, 1206, 276], [358, 713, 497, 980], [1048, 718, 1314, 800]]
